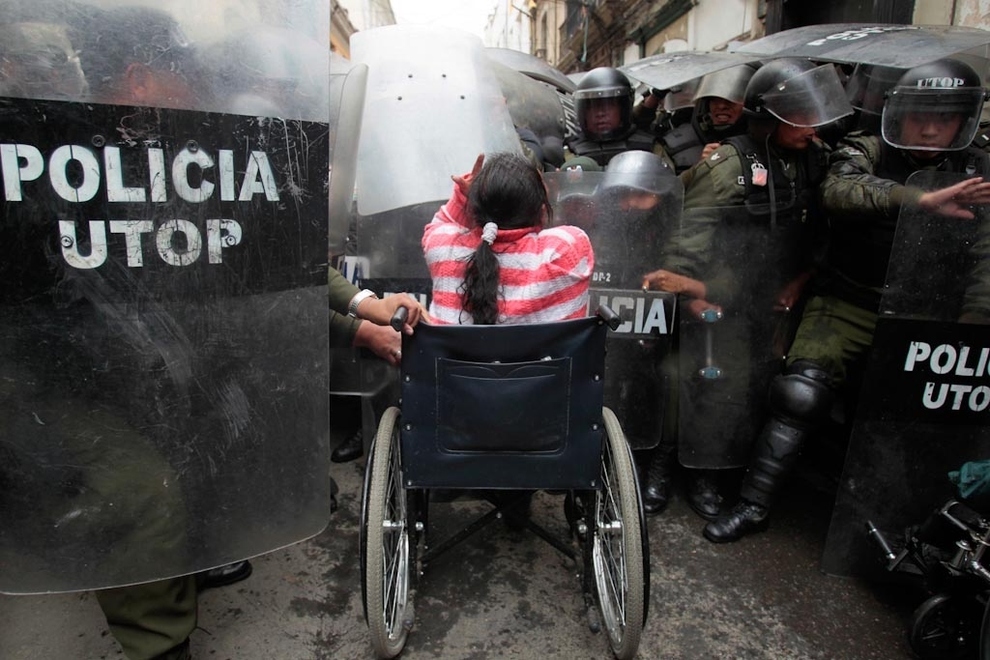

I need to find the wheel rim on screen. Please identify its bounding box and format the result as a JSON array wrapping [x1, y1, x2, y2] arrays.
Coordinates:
[[380, 434, 409, 642], [593, 437, 628, 646]]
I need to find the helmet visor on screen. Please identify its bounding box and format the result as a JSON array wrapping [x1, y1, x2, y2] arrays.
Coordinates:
[[844, 64, 903, 117], [663, 78, 700, 112], [693, 65, 753, 106], [761, 64, 854, 127], [881, 86, 985, 151]]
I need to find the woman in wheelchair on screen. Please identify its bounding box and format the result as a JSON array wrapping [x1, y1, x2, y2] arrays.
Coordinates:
[[419, 150, 596, 520], [422, 151, 595, 325], [363, 153, 645, 660]]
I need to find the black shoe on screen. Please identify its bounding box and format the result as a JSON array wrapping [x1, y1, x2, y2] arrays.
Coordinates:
[[703, 501, 769, 543], [331, 429, 363, 463], [642, 475, 670, 515], [688, 474, 723, 521], [197, 560, 253, 591]]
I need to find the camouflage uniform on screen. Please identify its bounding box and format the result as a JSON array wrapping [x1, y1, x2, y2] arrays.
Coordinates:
[[790, 131, 990, 389]]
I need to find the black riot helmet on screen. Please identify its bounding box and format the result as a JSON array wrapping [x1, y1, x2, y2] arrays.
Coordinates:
[[744, 58, 853, 128], [881, 58, 989, 152], [574, 67, 634, 141]]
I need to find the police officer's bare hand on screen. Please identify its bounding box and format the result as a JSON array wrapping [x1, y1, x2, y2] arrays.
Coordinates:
[[452, 153, 485, 196], [700, 142, 720, 160], [686, 298, 722, 321], [642, 269, 706, 299], [919, 177, 990, 219], [774, 272, 812, 313], [359, 294, 430, 335], [353, 321, 403, 366]]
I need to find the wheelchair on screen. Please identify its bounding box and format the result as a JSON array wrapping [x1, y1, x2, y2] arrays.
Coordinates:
[[360, 308, 649, 659]]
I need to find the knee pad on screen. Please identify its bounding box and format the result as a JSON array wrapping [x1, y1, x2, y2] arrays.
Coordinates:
[[767, 360, 833, 427]]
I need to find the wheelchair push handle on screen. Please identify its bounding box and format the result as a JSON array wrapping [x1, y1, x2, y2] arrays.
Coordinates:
[[390, 306, 409, 333], [596, 304, 622, 331]]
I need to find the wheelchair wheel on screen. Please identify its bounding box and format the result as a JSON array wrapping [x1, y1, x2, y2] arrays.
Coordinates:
[[909, 593, 979, 660], [593, 407, 646, 660], [361, 407, 412, 658]]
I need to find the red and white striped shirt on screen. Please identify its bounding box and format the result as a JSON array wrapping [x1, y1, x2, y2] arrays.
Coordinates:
[[422, 183, 594, 325]]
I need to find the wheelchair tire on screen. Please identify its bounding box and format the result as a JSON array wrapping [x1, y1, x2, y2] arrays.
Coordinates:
[[361, 407, 413, 659], [909, 593, 979, 660], [593, 407, 646, 660]]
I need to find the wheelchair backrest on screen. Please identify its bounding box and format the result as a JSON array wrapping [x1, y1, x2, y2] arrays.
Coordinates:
[[400, 316, 608, 490]]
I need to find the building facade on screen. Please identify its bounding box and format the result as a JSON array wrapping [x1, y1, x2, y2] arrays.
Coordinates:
[[536, 0, 989, 75]]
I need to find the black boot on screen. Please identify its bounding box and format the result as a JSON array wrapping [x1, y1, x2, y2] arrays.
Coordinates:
[[687, 470, 722, 521], [642, 450, 672, 515], [331, 428, 363, 463], [703, 500, 768, 542], [703, 363, 832, 543], [197, 560, 253, 591]]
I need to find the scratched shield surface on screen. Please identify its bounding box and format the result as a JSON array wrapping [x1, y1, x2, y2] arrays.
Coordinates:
[[0, 98, 330, 593], [823, 170, 990, 577], [544, 168, 683, 450]]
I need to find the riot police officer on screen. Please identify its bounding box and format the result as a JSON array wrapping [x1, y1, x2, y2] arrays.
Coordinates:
[[657, 64, 757, 174], [704, 58, 990, 543], [566, 66, 672, 168], [642, 58, 853, 520]]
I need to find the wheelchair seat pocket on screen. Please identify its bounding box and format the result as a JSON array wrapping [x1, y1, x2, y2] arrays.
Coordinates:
[[437, 356, 570, 453]]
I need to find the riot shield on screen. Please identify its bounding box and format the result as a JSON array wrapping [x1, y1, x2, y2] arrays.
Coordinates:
[[0, 0, 330, 593], [485, 47, 576, 94], [822, 171, 990, 578], [545, 167, 683, 449], [620, 51, 762, 97], [337, 26, 525, 445], [329, 53, 366, 257], [733, 23, 990, 69], [673, 197, 815, 468]]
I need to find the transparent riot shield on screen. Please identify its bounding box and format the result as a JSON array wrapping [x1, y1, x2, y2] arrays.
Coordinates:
[[620, 51, 762, 98], [733, 23, 990, 69], [545, 167, 683, 449], [0, 0, 330, 593], [672, 197, 818, 468], [329, 53, 366, 257], [822, 171, 990, 578], [336, 26, 526, 437]]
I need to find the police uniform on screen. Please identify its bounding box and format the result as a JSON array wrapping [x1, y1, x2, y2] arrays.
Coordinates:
[[662, 135, 828, 513], [792, 132, 990, 388], [704, 57, 990, 544]]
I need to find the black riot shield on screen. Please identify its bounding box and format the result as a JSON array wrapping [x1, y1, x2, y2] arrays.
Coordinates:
[[673, 197, 816, 468], [0, 0, 330, 593], [822, 171, 990, 578], [545, 167, 683, 449]]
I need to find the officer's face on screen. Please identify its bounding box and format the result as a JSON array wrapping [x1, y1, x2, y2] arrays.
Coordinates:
[[901, 111, 964, 156], [584, 97, 622, 136], [618, 190, 660, 211], [707, 97, 743, 126], [772, 122, 817, 150]]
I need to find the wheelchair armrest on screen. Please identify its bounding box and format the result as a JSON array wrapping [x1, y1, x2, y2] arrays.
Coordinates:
[[596, 304, 621, 331]]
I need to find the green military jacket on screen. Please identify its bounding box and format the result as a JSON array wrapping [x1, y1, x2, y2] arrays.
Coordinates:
[[329, 267, 361, 347], [663, 137, 828, 307]]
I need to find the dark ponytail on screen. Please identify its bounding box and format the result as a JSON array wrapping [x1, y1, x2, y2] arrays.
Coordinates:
[[460, 152, 550, 324]]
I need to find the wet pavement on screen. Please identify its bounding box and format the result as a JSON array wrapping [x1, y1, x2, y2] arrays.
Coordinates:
[[0, 435, 920, 660]]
